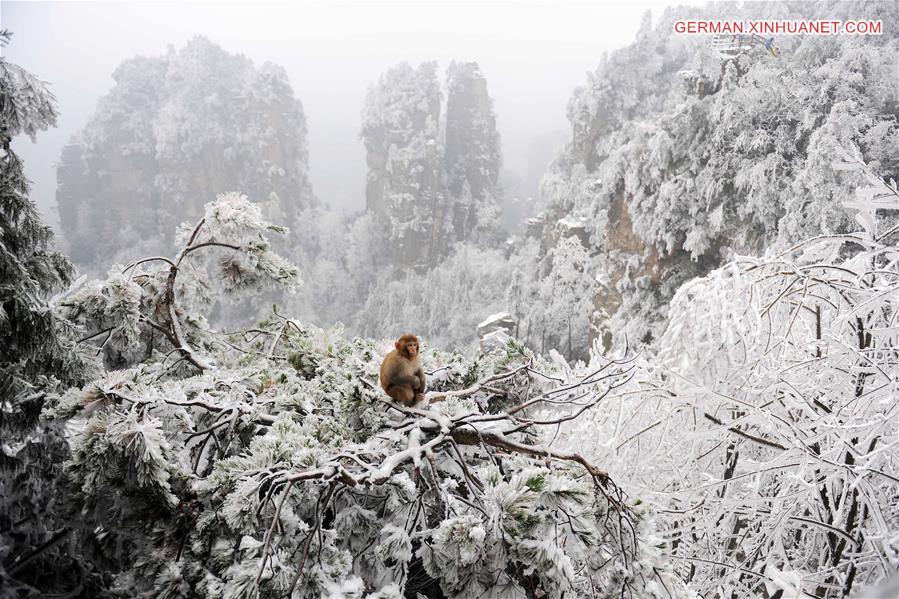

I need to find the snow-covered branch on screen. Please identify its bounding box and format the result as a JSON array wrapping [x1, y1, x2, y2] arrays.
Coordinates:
[[60, 192, 298, 372]]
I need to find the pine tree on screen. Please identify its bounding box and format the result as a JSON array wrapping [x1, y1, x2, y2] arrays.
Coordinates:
[[0, 31, 97, 596]]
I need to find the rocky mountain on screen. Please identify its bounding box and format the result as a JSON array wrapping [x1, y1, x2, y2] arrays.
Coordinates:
[[56, 37, 316, 271], [361, 61, 503, 268], [538, 1, 899, 349]]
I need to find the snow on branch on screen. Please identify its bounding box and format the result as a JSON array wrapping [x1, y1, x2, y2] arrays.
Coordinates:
[[562, 160, 899, 598], [48, 309, 679, 597], [59, 192, 298, 373]]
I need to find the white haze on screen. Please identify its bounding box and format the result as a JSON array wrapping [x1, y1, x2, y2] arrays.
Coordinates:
[[2, 0, 701, 227]]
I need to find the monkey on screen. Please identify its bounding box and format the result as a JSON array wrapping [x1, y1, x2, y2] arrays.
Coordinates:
[[379, 334, 426, 406]]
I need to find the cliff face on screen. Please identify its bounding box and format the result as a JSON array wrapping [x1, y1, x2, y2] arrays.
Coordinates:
[[361, 62, 448, 267], [361, 61, 503, 268], [539, 1, 899, 349], [56, 37, 315, 271], [444, 61, 502, 243]]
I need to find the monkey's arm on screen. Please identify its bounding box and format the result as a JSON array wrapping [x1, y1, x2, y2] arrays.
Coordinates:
[[387, 374, 421, 390], [416, 367, 426, 394]]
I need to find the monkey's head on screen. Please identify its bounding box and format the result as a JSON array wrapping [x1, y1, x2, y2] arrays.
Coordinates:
[[395, 334, 420, 359]]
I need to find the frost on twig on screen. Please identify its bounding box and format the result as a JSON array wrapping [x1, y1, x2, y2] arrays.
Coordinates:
[[562, 159, 899, 598], [59, 192, 297, 373]]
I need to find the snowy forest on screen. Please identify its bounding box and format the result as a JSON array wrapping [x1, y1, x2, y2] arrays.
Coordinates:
[[2, 1, 898, 598]]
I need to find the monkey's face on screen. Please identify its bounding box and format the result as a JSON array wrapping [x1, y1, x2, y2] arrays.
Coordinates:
[[396, 335, 419, 358]]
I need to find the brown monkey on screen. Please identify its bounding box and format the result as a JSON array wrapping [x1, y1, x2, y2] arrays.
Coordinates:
[[379, 334, 426, 406]]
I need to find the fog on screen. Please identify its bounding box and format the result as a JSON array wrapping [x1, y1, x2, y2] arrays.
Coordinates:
[[3, 0, 693, 227], [6, 2, 898, 595]]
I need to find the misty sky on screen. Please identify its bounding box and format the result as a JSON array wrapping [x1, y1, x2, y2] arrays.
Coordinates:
[[3, 0, 699, 227]]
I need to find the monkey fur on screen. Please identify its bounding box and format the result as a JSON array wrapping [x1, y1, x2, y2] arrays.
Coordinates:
[[379, 334, 426, 406]]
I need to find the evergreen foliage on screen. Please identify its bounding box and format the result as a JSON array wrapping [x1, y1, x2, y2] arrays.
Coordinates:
[[46, 194, 683, 598], [0, 32, 99, 596]]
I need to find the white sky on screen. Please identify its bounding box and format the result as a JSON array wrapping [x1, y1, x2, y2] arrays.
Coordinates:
[[2, 0, 705, 225]]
